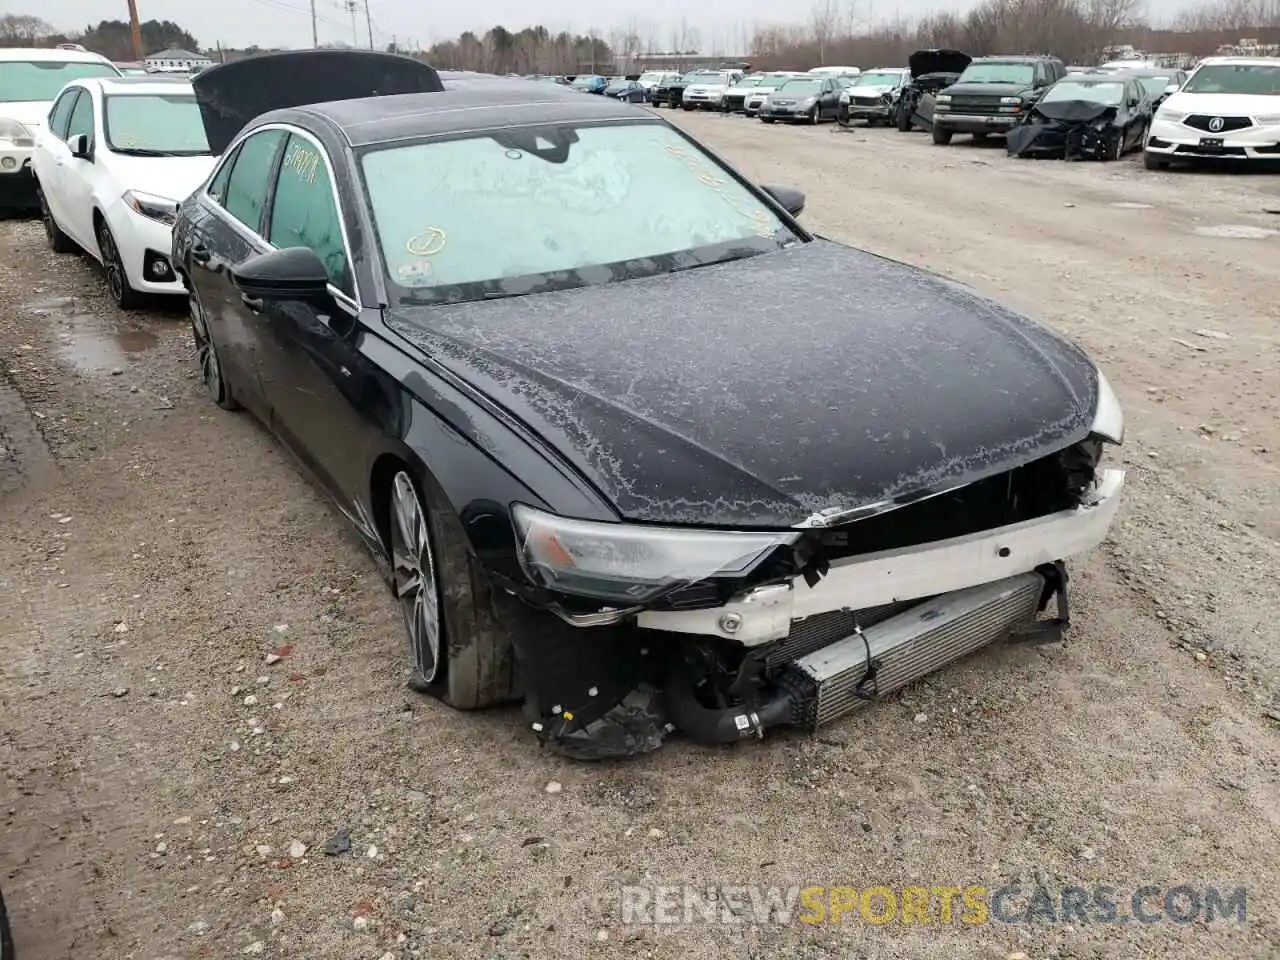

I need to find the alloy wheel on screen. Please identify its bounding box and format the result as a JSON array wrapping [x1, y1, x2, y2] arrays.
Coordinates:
[[98, 225, 125, 304], [189, 290, 222, 402], [390, 471, 441, 684]]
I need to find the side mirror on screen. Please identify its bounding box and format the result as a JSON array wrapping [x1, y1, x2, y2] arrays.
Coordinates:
[[761, 183, 805, 217], [68, 133, 92, 160], [1163, 83, 1179, 96], [232, 246, 330, 301]]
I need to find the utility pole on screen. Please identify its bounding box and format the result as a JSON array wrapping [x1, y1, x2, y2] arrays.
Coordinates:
[[310, 0, 318, 47], [364, 0, 374, 50], [345, 0, 358, 47], [126, 0, 143, 61]]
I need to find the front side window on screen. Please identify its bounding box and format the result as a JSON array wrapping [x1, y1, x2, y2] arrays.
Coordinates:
[[1183, 64, 1280, 95], [66, 91, 94, 147], [361, 121, 797, 306], [223, 129, 285, 232], [1133, 76, 1172, 97], [47, 88, 79, 139], [1041, 81, 1125, 106], [0, 60, 119, 102], [267, 134, 350, 294], [775, 79, 823, 95], [103, 93, 211, 155], [959, 62, 1035, 84]]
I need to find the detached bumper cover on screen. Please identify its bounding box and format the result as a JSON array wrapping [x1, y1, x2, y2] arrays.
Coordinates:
[[640, 467, 1124, 644]]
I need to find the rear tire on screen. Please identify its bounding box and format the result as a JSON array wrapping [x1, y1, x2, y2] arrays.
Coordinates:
[[188, 285, 241, 411], [932, 124, 954, 145], [38, 184, 75, 253], [389, 470, 519, 709], [761, 117, 775, 124]]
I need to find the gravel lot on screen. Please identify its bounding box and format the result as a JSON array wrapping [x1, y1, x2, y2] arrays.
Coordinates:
[[1, 111, 1278, 960]]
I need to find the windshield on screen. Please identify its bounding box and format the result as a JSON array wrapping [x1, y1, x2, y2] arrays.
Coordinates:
[[958, 62, 1035, 84], [361, 121, 796, 306], [1132, 75, 1173, 96], [104, 93, 211, 154], [853, 71, 904, 86], [638, 72, 663, 83], [1042, 80, 1124, 105], [570, 76, 600, 88], [775, 78, 823, 94], [759, 73, 795, 86], [734, 76, 762, 88], [1183, 64, 1280, 94], [0, 60, 119, 102], [605, 82, 632, 93], [688, 72, 726, 83]]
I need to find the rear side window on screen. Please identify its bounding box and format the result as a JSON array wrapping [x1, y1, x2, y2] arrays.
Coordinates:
[[223, 129, 285, 233], [267, 133, 351, 295], [47, 88, 79, 139]]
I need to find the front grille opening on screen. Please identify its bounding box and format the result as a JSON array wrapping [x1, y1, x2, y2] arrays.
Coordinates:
[[812, 438, 1101, 561]]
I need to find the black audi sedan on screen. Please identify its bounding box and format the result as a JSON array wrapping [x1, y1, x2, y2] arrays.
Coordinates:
[[176, 50, 1125, 760]]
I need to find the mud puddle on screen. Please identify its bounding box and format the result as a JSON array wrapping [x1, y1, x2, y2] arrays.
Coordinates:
[[23, 296, 161, 373]]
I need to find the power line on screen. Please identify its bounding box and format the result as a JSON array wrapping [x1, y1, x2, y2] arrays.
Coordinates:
[[246, 0, 342, 27]]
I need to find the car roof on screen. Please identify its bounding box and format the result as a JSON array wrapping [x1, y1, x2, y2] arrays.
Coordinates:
[[0, 46, 115, 65], [76, 75, 194, 94], [973, 55, 1053, 63], [1193, 56, 1280, 66], [291, 81, 649, 147]]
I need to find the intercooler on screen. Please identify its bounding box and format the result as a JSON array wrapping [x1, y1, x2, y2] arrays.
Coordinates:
[[779, 572, 1044, 730]]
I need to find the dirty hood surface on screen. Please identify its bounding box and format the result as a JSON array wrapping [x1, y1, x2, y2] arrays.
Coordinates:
[[192, 49, 443, 154], [386, 240, 1099, 528]]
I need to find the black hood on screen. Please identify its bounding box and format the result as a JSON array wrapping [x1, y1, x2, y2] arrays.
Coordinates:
[[385, 241, 1099, 528], [909, 49, 972, 79], [1032, 99, 1116, 122], [193, 49, 443, 155]]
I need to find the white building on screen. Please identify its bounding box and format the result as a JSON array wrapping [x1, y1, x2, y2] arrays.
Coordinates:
[[143, 47, 214, 73]]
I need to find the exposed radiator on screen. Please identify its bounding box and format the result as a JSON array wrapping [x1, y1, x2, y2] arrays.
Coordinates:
[[781, 572, 1044, 730]]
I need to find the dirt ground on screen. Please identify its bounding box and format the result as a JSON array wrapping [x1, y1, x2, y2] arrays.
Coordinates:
[[1, 112, 1278, 960]]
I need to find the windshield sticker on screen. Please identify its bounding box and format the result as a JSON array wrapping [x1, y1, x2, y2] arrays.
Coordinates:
[[405, 227, 447, 257], [396, 260, 434, 285], [283, 142, 320, 185]]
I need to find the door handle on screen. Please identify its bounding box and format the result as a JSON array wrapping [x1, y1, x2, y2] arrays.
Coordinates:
[[240, 293, 264, 312], [190, 245, 211, 264]]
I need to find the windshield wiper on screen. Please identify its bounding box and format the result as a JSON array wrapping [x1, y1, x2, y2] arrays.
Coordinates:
[[111, 147, 210, 157]]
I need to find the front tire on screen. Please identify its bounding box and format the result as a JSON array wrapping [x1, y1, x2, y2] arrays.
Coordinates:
[[932, 124, 954, 145], [808, 106, 820, 125], [1143, 150, 1169, 170], [97, 219, 144, 310], [188, 285, 241, 411], [38, 184, 75, 253], [390, 470, 519, 709], [897, 102, 913, 131]]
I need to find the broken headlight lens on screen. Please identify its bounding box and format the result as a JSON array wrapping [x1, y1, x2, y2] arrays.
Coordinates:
[[1091, 368, 1124, 444], [123, 189, 178, 225], [511, 504, 798, 603]]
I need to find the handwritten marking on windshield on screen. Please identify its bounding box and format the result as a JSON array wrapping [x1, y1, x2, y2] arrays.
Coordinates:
[[405, 227, 447, 257], [283, 142, 319, 185], [660, 141, 776, 239]]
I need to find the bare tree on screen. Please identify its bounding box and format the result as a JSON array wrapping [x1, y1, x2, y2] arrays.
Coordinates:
[[811, 0, 841, 63], [0, 13, 56, 45]]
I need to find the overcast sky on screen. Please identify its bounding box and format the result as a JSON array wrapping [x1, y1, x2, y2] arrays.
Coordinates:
[[38, 0, 1190, 52]]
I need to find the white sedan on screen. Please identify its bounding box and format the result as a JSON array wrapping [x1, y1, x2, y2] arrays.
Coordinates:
[[1144, 56, 1280, 168], [31, 75, 216, 308]]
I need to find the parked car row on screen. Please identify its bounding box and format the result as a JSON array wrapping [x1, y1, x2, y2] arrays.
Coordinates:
[[706, 48, 1280, 169], [1, 47, 1126, 763]]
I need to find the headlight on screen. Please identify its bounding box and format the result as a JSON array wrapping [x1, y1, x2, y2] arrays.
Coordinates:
[[1091, 368, 1124, 444], [999, 96, 1023, 104], [1156, 108, 1185, 122], [801, 96, 816, 106], [839, 92, 850, 103], [1254, 113, 1280, 124], [511, 503, 797, 603], [123, 189, 178, 226], [935, 93, 951, 103], [0, 117, 34, 144]]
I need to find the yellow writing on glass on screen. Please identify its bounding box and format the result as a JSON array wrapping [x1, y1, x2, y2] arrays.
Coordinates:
[[405, 227, 447, 257], [660, 141, 775, 239], [283, 143, 320, 185]]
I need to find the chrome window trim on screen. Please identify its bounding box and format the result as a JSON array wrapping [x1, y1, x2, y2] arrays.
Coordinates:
[[201, 121, 361, 311]]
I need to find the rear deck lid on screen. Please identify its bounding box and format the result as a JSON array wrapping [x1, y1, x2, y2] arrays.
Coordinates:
[[192, 49, 443, 154]]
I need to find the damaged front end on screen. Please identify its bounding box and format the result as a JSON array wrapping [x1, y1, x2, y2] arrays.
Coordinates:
[[503, 424, 1124, 760], [1007, 100, 1126, 160]]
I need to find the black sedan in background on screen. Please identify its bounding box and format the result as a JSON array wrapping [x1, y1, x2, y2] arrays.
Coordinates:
[[604, 78, 646, 102], [177, 50, 1124, 760], [1007, 73, 1152, 160]]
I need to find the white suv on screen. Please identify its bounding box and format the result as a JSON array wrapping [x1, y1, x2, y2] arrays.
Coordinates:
[[1145, 56, 1280, 168], [32, 75, 217, 308], [0, 46, 120, 211]]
